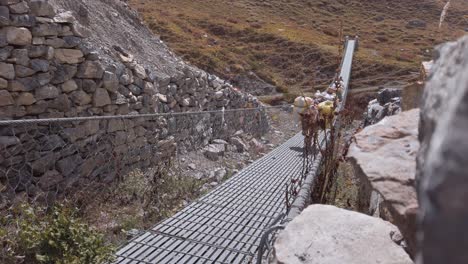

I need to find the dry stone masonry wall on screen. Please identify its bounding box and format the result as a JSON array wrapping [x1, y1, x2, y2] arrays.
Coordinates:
[[0, 0, 268, 202]]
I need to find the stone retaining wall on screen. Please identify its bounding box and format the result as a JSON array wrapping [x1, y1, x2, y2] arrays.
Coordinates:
[[0, 0, 268, 202]]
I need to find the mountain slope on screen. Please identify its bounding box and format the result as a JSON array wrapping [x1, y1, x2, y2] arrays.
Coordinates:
[[130, 0, 467, 96]]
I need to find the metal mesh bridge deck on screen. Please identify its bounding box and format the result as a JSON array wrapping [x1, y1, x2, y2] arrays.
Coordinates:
[[115, 38, 357, 264], [115, 133, 306, 264]]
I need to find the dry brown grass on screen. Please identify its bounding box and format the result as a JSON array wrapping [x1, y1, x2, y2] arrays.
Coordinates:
[[130, 0, 467, 96]]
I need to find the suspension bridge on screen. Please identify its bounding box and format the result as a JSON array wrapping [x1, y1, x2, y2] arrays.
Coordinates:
[[114, 38, 358, 264]]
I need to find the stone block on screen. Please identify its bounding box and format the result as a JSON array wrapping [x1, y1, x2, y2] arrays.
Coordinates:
[[54, 48, 83, 64], [15, 65, 36, 77], [93, 88, 111, 107], [0, 6, 9, 26], [6, 27, 31, 45], [70, 90, 91, 106], [57, 154, 82, 177], [9, 1, 29, 14], [35, 85, 59, 100], [76, 61, 103, 79], [0, 46, 13, 61], [0, 62, 14, 79], [32, 23, 59, 37], [16, 92, 36, 106], [60, 79, 77, 93], [9, 48, 29, 65], [10, 14, 36, 27], [29, 0, 55, 18]]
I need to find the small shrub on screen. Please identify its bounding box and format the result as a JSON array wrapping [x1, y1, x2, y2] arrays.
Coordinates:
[[1, 204, 114, 264]]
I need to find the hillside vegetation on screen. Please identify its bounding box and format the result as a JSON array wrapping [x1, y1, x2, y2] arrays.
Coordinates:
[[130, 0, 467, 96]]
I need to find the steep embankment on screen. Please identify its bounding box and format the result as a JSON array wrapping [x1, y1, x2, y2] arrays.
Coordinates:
[[130, 0, 467, 97]]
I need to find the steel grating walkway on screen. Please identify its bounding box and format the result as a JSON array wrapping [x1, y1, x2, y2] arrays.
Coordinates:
[[115, 38, 357, 264], [115, 133, 306, 264]]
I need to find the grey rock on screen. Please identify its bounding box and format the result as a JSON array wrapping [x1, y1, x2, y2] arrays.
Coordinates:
[[61, 79, 77, 93], [85, 51, 99, 61], [377, 88, 402, 105], [417, 36, 468, 264], [32, 37, 45, 45], [30, 59, 49, 72], [57, 154, 83, 177], [51, 64, 76, 84], [36, 72, 51, 85], [249, 138, 264, 153], [0, 78, 7, 89], [35, 85, 59, 100], [16, 92, 36, 106], [93, 88, 111, 107], [133, 64, 146, 79], [15, 65, 36, 77], [1, 133, 21, 150], [29, 0, 56, 18], [61, 36, 81, 48], [50, 93, 70, 111], [54, 48, 83, 64], [203, 144, 225, 161], [215, 168, 227, 181], [0, 6, 9, 26], [10, 14, 36, 27], [349, 109, 419, 254], [407, 19, 426, 29], [76, 61, 103, 79], [32, 23, 60, 37], [0, 90, 14, 106], [230, 137, 249, 153], [273, 205, 412, 264], [114, 92, 128, 105], [71, 22, 91, 38], [70, 90, 91, 105], [28, 45, 49, 58], [9, 48, 29, 65], [6, 27, 31, 46], [26, 100, 49, 115], [107, 119, 125, 133], [37, 170, 63, 190], [128, 84, 141, 96], [0, 62, 14, 79], [143, 81, 157, 95], [212, 139, 228, 145], [53, 11, 75, 24], [119, 69, 133, 85], [9, 1, 29, 14], [30, 152, 55, 175], [102, 71, 118, 92], [0, 105, 26, 118], [157, 93, 167, 103], [80, 79, 96, 93], [0, 34, 8, 48], [0, 46, 13, 61], [45, 37, 65, 48]]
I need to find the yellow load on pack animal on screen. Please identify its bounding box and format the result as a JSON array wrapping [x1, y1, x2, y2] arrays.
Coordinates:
[[318, 101, 335, 129]]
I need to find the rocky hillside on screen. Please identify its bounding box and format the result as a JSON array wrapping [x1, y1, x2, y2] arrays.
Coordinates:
[[130, 0, 467, 97], [0, 0, 268, 208]]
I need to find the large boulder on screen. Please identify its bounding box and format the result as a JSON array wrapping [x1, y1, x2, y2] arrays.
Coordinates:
[[273, 205, 412, 264], [203, 143, 225, 161], [417, 36, 468, 264], [349, 109, 419, 254]]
